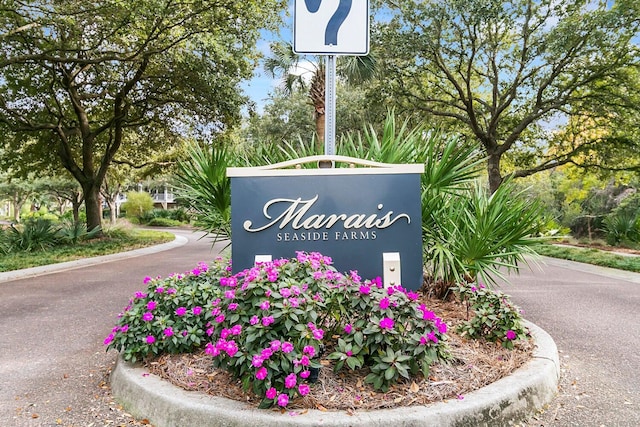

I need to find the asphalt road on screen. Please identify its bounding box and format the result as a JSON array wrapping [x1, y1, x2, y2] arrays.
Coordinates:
[[0, 228, 226, 427], [505, 257, 640, 427], [1, 232, 639, 426]]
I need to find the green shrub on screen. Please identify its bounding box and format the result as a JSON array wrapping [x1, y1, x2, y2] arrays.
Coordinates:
[[146, 217, 182, 227], [454, 282, 529, 349], [105, 253, 450, 408], [5, 218, 59, 252], [602, 209, 639, 246], [56, 220, 101, 244], [122, 192, 155, 220]]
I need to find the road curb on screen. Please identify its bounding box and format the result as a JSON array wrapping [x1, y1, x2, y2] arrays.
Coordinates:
[[110, 321, 558, 427], [0, 234, 188, 284]]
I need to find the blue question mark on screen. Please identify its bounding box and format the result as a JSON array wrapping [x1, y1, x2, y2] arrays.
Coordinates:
[[304, 0, 353, 46]]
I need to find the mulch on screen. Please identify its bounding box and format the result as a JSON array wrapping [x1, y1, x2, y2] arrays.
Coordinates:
[[144, 297, 534, 412]]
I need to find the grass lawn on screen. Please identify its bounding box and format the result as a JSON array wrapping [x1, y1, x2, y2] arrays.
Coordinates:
[[0, 228, 174, 272], [536, 243, 640, 273]]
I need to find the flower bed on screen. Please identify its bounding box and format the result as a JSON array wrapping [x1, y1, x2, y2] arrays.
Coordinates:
[[106, 252, 531, 410]]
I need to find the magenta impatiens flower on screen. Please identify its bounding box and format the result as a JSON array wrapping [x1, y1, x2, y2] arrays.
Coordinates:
[[344, 324, 353, 334], [163, 327, 174, 337], [303, 345, 315, 357], [255, 367, 268, 380], [266, 387, 277, 400], [277, 393, 289, 407], [142, 312, 154, 322], [146, 301, 157, 311], [506, 330, 517, 340], [299, 383, 310, 396], [380, 317, 395, 330], [359, 285, 371, 295], [379, 297, 390, 310], [284, 373, 297, 389], [281, 341, 294, 353], [192, 306, 203, 316], [104, 334, 114, 345], [175, 307, 187, 317], [145, 335, 155, 344], [261, 316, 274, 326]]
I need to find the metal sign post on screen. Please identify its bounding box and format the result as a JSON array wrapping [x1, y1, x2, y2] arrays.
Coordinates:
[[325, 55, 337, 155], [293, 0, 369, 156]]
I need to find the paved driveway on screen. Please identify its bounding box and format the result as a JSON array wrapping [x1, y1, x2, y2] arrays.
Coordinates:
[[506, 257, 640, 426], [0, 228, 225, 426], [1, 235, 639, 426]]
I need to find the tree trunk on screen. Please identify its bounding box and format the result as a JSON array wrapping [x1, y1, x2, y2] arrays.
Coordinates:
[[315, 112, 325, 152], [487, 152, 503, 194], [106, 198, 117, 225], [83, 183, 103, 234]]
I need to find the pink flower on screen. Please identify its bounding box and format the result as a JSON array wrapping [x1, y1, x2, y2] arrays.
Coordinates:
[[224, 290, 235, 299], [261, 348, 274, 359], [379, 297, 390, 310], [281, 342, 294, 353], [436, 319, 448, 334], [175, 307, 187, 317], [155, 287, 164, 294], [143, 276, 152, 284], [104, 334, 114, 345], [266, 387, 277, 400], [228, 303, 238, 311], [192, 306, 202, 315], [146, 335, 155, 344], [280, 288, 292, 298], [252, 355, 264, 367], [303, 345, 316, 357], [163, 327, 174, 337], [262, 316, 274, 326], [259, 300, 270, 310], [215, 314, 225, 323], [270, 340, 281, 351], [298, 384, 310, 396], [359, 285, 371, 295], [142, 312, 154, 322], [419, 336, 427, 345], [506, 330, 517, 340], [428, 331, 438, 343], [277, 393, 289, 407], [135, 291, 147, 299], [220, 328, 231, 339], [256, 367, 268, 380], [312, 329, 324, 340], [406, 291, 419, 301], [231, 324, 242, 335], [344, 324, 353, 334], [120, 325, 129, 333], [346, 350, 353, 357], [250, 315, 259, 325], [300, 370, 311, 379], [146, 301, 157, 311], [285, 373, 297, 389], [300, 355, 310, 366], [205, 342, 220, 356], [380, 317, 395, 330]]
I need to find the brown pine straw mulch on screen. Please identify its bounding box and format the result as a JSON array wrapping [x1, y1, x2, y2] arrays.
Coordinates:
[[144, 296, 534, 412]]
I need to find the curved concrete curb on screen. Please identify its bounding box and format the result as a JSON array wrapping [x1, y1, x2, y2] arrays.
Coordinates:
[[0, 233, 188, 284], [110, 321, 559, 427]]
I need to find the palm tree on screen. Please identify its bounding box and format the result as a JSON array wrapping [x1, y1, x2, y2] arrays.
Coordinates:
[[264, 42, 376, 151]]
